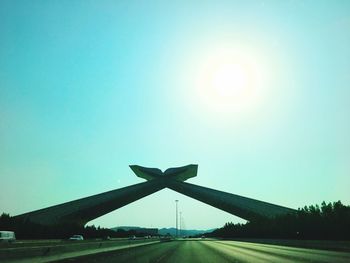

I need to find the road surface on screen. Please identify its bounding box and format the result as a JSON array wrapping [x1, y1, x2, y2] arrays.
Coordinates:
[[54, 239, 350, 263]]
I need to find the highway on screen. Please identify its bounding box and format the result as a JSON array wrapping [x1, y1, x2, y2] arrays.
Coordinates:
[[55, 239, 350, 263]]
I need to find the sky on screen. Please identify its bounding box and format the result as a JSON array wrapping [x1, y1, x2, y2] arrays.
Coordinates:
[[0, 0, 349, 230]]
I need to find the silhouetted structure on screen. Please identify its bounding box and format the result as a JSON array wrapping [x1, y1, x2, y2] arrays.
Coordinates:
[[166, 180, 295, 221], [14, 164, 295, 227], [15, 180, 166, 226], [130, 164, 198, 182]]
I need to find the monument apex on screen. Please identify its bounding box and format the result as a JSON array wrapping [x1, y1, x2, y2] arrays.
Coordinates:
[[129, 164, 198, 182]]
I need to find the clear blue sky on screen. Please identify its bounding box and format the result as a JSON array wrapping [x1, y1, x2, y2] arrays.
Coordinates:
[[1, 1, 349, 229]]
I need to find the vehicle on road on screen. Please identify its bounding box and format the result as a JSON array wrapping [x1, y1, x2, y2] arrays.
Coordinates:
[[128, 235, 136, 240], [69, 235, 84, 241], [0, 231, 16, 243], [160, 234, 172, 242]]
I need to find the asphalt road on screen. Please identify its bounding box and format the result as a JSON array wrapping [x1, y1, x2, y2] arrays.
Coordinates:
[[54, 239, 350, 263]]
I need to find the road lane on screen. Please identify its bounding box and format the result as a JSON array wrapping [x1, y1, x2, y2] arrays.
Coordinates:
[[1, 239, 159, 263], [212, 240, 350, 262], [51, 240, 350, 263], [54, 240, 233, 263]]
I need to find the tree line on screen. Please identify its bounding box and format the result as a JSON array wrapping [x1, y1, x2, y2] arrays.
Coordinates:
[[2, 201, 349, 240], [207, 201, 350, 240], [0, 213, 149, 239]]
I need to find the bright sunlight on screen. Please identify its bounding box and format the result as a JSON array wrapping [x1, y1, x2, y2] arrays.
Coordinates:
[[195, 47, 266, 114]]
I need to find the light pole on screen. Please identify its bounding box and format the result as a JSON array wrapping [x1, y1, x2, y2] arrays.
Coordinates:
[[179, 212, 182, 237], [175, 200, 179, 238]]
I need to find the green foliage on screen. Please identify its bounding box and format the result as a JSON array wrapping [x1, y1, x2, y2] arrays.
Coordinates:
[[0, 213, 156, 239], [0, 214, 121, 239], [208, 201, 350, 240], [2, 201, 349, 240]]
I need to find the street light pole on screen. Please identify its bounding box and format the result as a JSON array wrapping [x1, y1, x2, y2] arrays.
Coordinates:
[[179, 212, 182, 237], [175, 200, 179, 238]]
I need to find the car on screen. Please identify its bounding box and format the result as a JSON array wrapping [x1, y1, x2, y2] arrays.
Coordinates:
[[128, 235, 136, 240], [160, 236, 172, 242], [69, 235, 84, 241], [0, 231, 16, 243]]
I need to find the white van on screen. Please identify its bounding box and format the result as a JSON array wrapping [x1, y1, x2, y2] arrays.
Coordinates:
[[0, 231, 16, 242]]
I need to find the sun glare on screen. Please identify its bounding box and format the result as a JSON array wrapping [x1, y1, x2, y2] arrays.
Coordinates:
[[211, 63, 248, 97], [194, 48, 265, 114]]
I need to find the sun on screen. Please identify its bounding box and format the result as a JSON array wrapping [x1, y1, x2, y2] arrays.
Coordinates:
[[211, 63, 248, 97], [194, 48, 264, 113]]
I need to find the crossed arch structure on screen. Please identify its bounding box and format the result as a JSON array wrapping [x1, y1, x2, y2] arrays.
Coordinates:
[[15, 165, 295, 226]]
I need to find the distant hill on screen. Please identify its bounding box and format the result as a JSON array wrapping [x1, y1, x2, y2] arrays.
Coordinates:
[[111, 226, 216, 236], [158, 227, 216, 236], [111, 226, 158, 235], [111, 226, 147, 232]]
